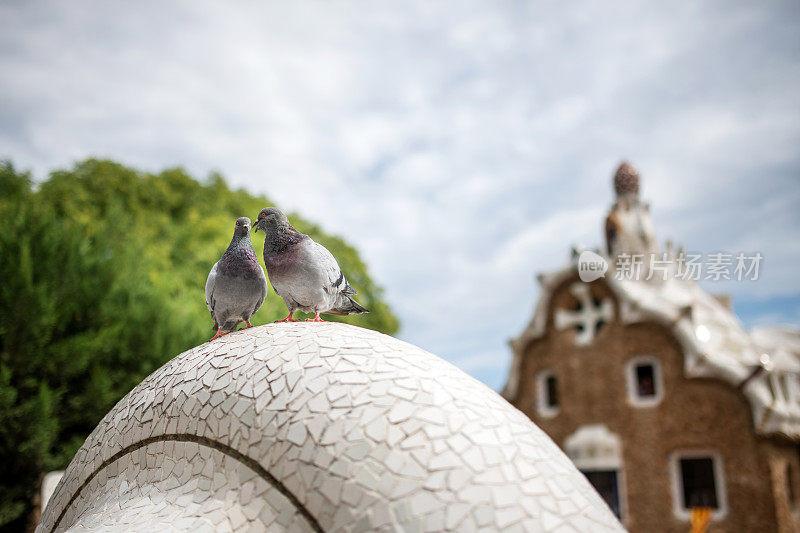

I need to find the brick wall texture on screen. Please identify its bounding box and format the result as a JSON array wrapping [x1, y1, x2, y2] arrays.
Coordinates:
[[509, 275, 800, 532]]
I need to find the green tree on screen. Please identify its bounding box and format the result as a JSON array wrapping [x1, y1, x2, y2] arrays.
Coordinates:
[[0, 159, 398, 530]]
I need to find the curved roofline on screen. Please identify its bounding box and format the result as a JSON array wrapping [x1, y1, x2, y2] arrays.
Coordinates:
[[504, 254, 800, 440]]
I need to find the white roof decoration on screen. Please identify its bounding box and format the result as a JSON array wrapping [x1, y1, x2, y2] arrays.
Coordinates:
[[38, 323, 623, 532], [505, 252, 800, 439], [505, 163, 800, 439]]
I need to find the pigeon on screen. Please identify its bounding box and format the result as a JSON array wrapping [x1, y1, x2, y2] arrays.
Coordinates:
[[252, 207, 368, 322], [205, 217, 268, 340]]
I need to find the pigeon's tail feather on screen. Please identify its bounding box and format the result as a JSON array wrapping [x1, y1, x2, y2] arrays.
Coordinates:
[[331, 295, 369, 315], [342, 281, 357, 296], [348, 298, 369, 314]]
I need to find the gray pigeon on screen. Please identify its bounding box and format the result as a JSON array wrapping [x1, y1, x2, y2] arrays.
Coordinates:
[[205, 217, 268, 340], [252, 207, 368, 322]]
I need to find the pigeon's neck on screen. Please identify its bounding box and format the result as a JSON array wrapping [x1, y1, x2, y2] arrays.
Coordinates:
[[225, 233, 254, 254], [264, 223, 305, 256], [219, 235, 261, 278]]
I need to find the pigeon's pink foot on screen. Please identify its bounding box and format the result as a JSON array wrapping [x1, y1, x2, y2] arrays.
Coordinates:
[[244, 321, 254, 329], [209, 327, 224, 341], [306, 313, 326, 322], [276, 312, 298, 323]]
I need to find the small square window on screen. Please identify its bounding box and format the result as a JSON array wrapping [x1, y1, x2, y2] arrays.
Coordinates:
[[545, 375, 559, 408], [635, 364, 655, 397], [535, 370, 559, 418], [626, 356, 663, 407], [680, 458, 718, 509], [670, 451, 727, 520]]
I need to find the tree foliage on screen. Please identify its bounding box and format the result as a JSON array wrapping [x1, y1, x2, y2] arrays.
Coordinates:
[[0, 159, 398, 530]]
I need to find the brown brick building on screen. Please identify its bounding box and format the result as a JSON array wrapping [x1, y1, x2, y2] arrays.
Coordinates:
[[502, 163, 800, 532]]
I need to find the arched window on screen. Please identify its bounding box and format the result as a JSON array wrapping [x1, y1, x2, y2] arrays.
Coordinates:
[[535, 370, 559, 418]]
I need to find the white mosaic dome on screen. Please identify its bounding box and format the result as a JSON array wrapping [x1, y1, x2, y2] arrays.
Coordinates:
[[38, 323, 622, 532]]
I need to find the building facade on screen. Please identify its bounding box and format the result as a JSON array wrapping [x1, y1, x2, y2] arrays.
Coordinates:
[[503, 163, 800, 532]]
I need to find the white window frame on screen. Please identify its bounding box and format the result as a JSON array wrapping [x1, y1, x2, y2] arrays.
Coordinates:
[[626, 355, 663, 407], [564, 424, 627, 523], [669, 450, 728, 521], [535, 369, 559, 418]]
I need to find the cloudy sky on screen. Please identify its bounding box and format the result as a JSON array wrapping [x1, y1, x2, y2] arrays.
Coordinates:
[[2, 1, 799, 390]]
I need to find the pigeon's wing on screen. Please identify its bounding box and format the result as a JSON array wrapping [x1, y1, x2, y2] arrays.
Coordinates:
[[308, 240, 356, 295], [205, 261, 221, 329], [205, 261, 219, 316], [251, 266, 268, 317]]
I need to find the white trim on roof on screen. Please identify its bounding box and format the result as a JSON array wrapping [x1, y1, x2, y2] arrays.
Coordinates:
[[505, 254, 800, 439]]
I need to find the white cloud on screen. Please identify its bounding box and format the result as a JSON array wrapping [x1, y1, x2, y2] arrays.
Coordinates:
[[1, 0, 799, 390]]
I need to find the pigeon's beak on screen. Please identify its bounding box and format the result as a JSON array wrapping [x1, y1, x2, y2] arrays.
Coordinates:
[[252, 219, 260, 233]]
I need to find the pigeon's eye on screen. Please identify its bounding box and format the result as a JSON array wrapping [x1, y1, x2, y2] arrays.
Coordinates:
[[236, 221, 241, 226]]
